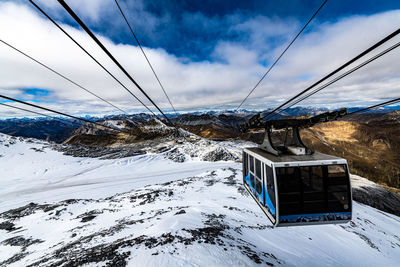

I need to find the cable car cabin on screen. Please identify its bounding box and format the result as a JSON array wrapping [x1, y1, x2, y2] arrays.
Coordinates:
[[243, 147, 352, 227]]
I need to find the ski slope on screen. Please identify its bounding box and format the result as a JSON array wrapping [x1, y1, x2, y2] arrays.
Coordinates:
[[0, 133, 400, 266]]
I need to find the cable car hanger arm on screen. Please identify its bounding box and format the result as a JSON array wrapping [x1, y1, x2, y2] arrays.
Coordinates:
[[240, 108, 348, 156]]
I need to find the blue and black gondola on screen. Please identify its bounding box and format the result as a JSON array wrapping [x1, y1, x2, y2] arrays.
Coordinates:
[[243, 147, 352, 227]]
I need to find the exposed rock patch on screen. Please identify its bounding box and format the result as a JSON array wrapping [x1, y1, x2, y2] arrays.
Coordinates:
[[352, 186, 400, 217], [201, 147, 239, 162]]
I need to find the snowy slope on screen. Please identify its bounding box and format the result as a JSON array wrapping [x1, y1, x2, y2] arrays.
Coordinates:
[[0, 133, 400, 266], [0, 134, 239, 213]]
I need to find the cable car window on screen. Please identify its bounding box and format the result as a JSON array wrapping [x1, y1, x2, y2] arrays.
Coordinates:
[[250, 173, 255, 188], [265, 165, 276, 209], [280, 167, 300, 192], [300, 166, 311, 187], [301, 166, 324, 192], [327, 165, 346, 177], [256, 177, 262, 194], [266, 166, 274, 198], [327, 164, 348, 192], [303, 166, 324, 212], [277, 167, 301, 215], [255, 159, 262, 178], [249, 155, 254, 173], [328, 192, 349, 211], [327, 164, 350, 212], [243, 152, 248, 176], [312, 166, 324, 189]]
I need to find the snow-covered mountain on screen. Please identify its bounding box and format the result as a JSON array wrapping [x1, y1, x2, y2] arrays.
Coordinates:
[[1, 108, 399, 144], [0, 133, 400, 266]]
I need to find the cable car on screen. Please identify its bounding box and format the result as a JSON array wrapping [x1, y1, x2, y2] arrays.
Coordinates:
[[241, 109, 352, 226]]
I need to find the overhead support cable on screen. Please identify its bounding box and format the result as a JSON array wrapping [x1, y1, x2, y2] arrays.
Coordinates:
[[269, 40, 400, 119], [0, 102, 82, 127], [0, 39, 127, 115], [28, 0, 156, 116], [56, 0, 174, 125], [114, 0, 178, 115], [261, 27, 400, 120], [348, 97, 400, 115], [0, 94, 124, 133], [235, 0, 328, 111]]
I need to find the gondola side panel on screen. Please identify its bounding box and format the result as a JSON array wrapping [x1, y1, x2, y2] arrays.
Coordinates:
[[243, 149, 277, 225]]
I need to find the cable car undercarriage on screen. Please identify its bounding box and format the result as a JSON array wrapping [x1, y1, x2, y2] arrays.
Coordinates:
[[241, 109, 352, 227]]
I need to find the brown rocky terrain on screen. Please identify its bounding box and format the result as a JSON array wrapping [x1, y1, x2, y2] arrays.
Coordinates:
[[301, 112, 400, 189], [175, 111, 400, 190], [64, 118, 178, 147], [63, 111, 400, 190], [180, 123, 238, 140]]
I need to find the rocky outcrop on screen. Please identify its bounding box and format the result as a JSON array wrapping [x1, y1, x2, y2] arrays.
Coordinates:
[[201, 147, 239, 162], [351, 175, 400, 217]]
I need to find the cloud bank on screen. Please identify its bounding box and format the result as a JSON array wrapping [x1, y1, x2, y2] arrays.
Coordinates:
[[0, 1, 399, 118]]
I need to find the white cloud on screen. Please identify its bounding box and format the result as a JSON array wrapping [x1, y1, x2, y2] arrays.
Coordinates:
[[0, 1, 399, 118], [34, 0, 114, 22]]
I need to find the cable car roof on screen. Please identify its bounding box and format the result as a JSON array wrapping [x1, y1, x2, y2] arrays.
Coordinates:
[[244, 147, 346, 167]]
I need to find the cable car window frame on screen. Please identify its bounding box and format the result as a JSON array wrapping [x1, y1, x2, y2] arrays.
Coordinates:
[[249, 155, 254, 173]]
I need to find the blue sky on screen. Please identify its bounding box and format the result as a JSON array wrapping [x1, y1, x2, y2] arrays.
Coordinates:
[[46, 0, 398, 58], [0, 0, 399, 117], [48, 0, 400, 60]]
